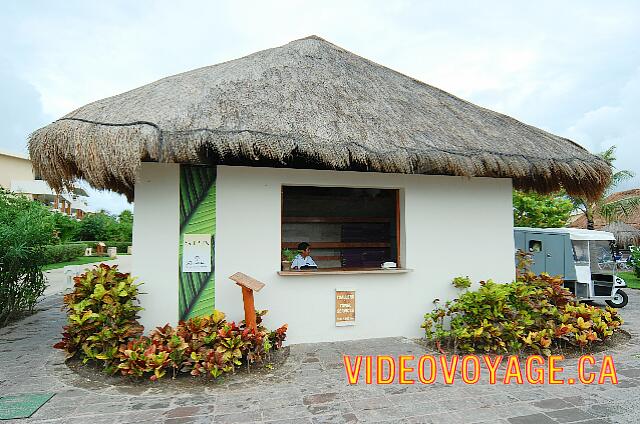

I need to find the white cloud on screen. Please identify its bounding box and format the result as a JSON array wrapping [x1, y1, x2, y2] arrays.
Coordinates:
[[565, 68, 640, 190]]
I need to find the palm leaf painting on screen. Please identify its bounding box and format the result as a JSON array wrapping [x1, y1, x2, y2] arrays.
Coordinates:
[[179, 165, 216, 321]]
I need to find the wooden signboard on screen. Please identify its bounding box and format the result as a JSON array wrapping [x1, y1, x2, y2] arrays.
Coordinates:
[[227, 272, 266, 333], [335, 289, 355, 326], [229, 272, 265, 292]]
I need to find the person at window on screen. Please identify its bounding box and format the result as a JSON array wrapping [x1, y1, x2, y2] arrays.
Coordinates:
[[291, 242, 317, 270]]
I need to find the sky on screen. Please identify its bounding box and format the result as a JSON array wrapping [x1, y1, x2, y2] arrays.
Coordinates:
[[1, 1, 639, 214]]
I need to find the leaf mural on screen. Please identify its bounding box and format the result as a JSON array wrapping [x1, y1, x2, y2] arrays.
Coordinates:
[[179, 166, 216, 321]]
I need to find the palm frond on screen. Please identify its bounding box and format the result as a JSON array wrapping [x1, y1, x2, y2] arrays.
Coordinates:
[[599, 196, 640, 223], [597, 145, 617, 165]]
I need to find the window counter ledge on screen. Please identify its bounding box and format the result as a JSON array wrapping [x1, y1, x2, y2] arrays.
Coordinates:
[[278, 268, 413, 276]]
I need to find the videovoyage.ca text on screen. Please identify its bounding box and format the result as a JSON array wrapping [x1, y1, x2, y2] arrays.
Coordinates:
[[343, 354, 618, 385]]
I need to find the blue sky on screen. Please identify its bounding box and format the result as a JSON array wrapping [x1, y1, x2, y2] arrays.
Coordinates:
[[2, 1, 639, 213]]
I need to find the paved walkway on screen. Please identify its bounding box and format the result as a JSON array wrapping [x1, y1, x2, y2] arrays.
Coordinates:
[[42, 255, 132, 297], [1, 273, 640, 423]]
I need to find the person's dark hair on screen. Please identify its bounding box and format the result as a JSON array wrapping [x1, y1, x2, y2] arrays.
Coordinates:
[[297, 242, 310, 251]]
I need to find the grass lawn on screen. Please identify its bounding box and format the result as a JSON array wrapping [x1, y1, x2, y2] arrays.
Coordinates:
[[43, 256, 115, 271], [619, 271, 640, 290]]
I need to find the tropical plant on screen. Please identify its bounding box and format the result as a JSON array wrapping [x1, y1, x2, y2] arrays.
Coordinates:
[[77, 212, 121, 241], [422, 273, 623, 355], [630, 246, 640, 278], [116, 210, 133, 242], [54, 264, 144, 372], [281, 248, 297, 262], [451, 276, 471, 290], [512, 190, 574, 228], [0, 189, 54, 326], [570, 146, 640, 229], [55, 264, 289, 381], [51, 211, 80, 243]]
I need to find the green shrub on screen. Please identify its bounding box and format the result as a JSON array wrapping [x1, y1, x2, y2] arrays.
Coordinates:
[[422, 273, 623, 355], [630, 246, 640, 278], [43, 244, 88, 264], [451, 276, 471, 289], [51, 212, 80, 243], [55, 264, 288, 381], [0, 189, 54, 326], [66, 241, 131, 253], [104, 241, 131, 253], [78, 212, 133, 243], [54, 264, 144, 371]]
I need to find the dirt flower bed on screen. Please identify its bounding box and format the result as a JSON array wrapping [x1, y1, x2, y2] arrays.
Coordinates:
[[54, 264, 288, 382], [65, 345, 290, 389]]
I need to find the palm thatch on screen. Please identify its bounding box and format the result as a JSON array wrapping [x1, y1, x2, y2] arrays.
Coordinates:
[[601, 222, 640, 248], [29, 35, 610, 201]]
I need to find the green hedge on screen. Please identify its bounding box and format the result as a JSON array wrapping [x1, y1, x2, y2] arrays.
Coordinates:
[[43, 244, 88, 265], [103, 242, 131, 253], [67, 241, 132, 253]]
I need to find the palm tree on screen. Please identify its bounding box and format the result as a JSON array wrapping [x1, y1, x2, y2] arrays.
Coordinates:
[[570, 146, 640, 230]]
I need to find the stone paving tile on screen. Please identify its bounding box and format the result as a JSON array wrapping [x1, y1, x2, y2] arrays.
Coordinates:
[[347, 395, 392, 411], [578, 402, 631, 419], [507, 413, 557, 424], [403, 410, 468, 423], [351, 405, 406, 422], [545, 407, 598, 423], [213, 409, 263, 423], [310, 412, 359, 423], [530, 397, 576, 410], [1, 286, 640, 423], [261, 404, 312, 421], [307, 400, 354, 416]]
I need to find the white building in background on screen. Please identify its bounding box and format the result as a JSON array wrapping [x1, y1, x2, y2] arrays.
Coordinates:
[[0, 149, 92, 218]]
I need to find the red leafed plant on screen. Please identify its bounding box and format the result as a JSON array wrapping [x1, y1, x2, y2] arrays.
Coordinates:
[[54, 264, 288, 381]]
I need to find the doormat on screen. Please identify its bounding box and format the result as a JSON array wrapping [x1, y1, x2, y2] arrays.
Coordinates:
[[0, 393, 55, 420]]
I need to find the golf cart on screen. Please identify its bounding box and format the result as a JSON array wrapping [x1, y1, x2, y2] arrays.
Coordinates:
[[514, 227, 628, 308]]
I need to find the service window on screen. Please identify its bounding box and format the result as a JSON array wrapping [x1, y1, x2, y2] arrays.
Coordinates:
[[281, 186, 400, 270]]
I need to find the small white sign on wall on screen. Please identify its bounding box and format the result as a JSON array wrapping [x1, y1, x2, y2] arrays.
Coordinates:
[[335, 288, 356, 326], [183, 234, 212, 273]]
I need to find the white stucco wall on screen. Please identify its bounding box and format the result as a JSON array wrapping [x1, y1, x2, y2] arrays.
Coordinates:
[[132, 163, 180, 331], [215, 165, 515, 344]]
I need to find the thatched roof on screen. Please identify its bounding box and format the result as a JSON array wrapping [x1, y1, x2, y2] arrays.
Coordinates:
[[570, 189, 640, 230], [601, 221, 640, 248], [29, 35, 610, 201]]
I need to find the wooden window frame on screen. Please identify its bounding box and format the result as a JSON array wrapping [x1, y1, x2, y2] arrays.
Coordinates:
[[280, 185, 404, 272]]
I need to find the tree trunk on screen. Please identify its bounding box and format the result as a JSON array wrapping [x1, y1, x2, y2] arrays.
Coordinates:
[[586, 205, 595, 230]]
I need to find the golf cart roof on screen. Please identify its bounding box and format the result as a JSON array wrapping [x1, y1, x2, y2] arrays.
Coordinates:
[[514, 227, 616, 241]]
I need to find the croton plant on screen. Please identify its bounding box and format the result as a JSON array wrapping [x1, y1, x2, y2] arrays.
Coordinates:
[[422, 270, 623, 356], [55, 264, 288, 381]]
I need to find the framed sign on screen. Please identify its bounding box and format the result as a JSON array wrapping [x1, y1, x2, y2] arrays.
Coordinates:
[[183, 234, 212, 273], [335, 289, 355, 326]]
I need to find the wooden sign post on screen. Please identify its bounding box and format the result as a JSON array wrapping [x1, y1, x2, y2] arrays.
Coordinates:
[[228, 272, 265, 332]]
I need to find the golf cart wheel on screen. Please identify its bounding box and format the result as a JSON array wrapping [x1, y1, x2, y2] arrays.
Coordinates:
[[606, 290, 628, 308]]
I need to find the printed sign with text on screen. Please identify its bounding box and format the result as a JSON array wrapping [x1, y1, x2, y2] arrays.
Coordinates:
[[183, 234, 212, 273]]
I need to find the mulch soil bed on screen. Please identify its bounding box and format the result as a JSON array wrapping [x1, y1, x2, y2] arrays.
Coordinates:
[[65, 346, 290, 389]]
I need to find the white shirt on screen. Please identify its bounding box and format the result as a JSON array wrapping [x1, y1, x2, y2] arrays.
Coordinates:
[[291, 254, 317, 269]]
